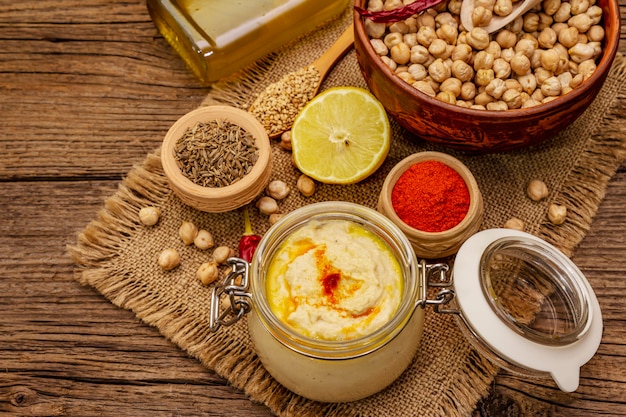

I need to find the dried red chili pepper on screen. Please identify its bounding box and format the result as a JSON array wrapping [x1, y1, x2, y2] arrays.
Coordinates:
[[354, 0, 447, 23], [238, 207, 262, 263]]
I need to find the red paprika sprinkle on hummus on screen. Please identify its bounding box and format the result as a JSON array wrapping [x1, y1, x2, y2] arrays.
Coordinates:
[[391, 160, 470, 232]]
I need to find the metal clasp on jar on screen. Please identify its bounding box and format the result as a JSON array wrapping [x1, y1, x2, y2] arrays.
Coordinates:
[[416, 259, 460, 315], [209, 257, 252, 332]]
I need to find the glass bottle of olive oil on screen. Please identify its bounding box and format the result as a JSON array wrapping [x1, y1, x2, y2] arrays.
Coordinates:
[[147, 0, 349, 84]]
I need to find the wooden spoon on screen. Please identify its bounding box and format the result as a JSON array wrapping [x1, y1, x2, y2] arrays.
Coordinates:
[[460, 0, 543, 33], [249, 23, 354, 139]]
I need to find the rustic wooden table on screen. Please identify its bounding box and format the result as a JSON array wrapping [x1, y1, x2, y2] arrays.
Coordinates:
[[1, 1, 625, 416]]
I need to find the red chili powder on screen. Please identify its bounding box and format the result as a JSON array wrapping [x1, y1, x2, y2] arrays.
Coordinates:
[[391, 160, 470, 232]]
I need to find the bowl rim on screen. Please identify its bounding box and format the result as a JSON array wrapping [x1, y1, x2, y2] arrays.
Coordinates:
[[352, 0, 621, 120], [161, 105, 272, 199], [379, 151, 483, 238]]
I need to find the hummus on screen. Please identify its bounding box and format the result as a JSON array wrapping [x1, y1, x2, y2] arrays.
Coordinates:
[[266, 219, 403, 341]]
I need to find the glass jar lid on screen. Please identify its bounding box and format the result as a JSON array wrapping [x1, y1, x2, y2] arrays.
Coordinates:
[[453, 228, 603, 392]]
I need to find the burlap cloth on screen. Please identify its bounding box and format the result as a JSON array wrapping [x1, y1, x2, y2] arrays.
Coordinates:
[[69, 6, 626, 417]]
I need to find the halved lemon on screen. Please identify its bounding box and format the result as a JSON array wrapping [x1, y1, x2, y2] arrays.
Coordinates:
[[290, 87, 391, 184]]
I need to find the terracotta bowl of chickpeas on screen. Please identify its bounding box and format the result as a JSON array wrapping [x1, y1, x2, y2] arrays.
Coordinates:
[[353, 0, 620, 152]]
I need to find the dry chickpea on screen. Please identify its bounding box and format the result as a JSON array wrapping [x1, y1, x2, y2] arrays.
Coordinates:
[[267, 180, 290, 200], [537, 12, 554, 30], [466, 27, 490, 50], [486, 78, 507, 99], [194, 229, 215, 250], [541, 49, 561, 72], [504, 78, 523, 92], [391, 42, 411, 65], [451, 44, 473, 62], [510, 53, 531, 75], [578, 59, 597, 80], [474, 51, 495, 71], [472, 6, 493, 27], [543, 0, 562, 16], [587, 6, 603, 25], [404, 33, 418, 48], [504, 218, 525, 231], [475, 68, 495, 86], [548, 204, 567, 225], [502, 88, 523, 108], [380, 56, 397, 71], [428, 59, 451, 83], [570, 0, 590, 15], [558, 26, 579, 48], [495, 30, 517, 49], [553, 3, 572, 23], [410, 45, 430, 64], [367, 0, 383, 11], [569, 13, 593, 32], [365, 20, 386, 39], [460, 82, 477, 100], [494, 0, 513, 16], [138, 206, 160, 226], [440, 77, 463, 97], [506, 16, 524, 33], [179, 221, 198, 245], [486, 41, 502, 58], [436, 24, 458, 45], [384, 32, 403, 49], [296, 174, 315, 197], [213, 246, 235, 264], [389, 21, 410, 34], [416, 26, 437, 47], [451, 60, 474, 82], [474, 91, 495, 106], [515, 38, 536, 58], [416, 12, 435, 29], [370, 38, 388, 56], [397, 71, 416, 84], [487, 101, 508, 111], [158, 248, 180, 271], [522, 13, 540, 33], [448, 0, 463, 14], [436, 91, 457, 105], [569, 42, 598, 63], [527, 179, 549, 201], [535, 68, 553, 85], [383, 0, 403, 11], [408, 63, 428, 81], [413, 80, 437, 97], [428, 39, 450, 60], [493, 58, 512, 79], [280, 130, 292, 151], [196, 261, 219, 285], [538, 27, 558, 49], [517, 73, 538, 94], [256, 196, 278, 215]]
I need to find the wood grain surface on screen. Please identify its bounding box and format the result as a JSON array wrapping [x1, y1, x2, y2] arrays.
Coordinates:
[[1, 1, 625, 416]]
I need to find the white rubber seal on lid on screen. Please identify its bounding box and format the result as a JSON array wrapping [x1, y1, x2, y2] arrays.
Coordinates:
[[453, 228, 603, 392]]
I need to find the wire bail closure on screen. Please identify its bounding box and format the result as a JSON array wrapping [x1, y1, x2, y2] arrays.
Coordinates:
[[416, 259, 459, 314], [209, 257, 252, 332]]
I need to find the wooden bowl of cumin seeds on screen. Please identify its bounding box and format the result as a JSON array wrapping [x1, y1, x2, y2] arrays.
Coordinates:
[[161, 105, 272, 213]]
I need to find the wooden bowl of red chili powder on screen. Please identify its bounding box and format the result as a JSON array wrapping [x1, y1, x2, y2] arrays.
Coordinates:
[[378, 152, 483, 259]]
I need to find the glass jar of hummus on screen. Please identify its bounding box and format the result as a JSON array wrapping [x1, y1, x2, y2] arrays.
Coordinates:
[[209, 202, 603, 402], [247, 202, 422, 402]]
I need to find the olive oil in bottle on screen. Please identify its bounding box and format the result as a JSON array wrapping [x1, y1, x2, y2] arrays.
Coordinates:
[[147, 0, 348, 84]]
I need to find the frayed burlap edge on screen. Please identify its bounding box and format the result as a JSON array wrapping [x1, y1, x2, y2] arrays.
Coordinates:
[[537, 54, 626, 256], [68, 51, 626, 417]]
